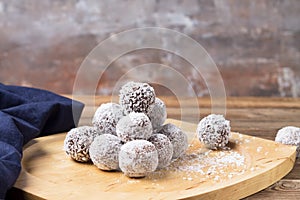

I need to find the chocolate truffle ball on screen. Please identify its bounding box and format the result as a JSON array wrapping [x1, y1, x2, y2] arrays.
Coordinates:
[[92, 103, 124, 135], [89, 134, 123, 171], [119, 81, 156, 115], [148, 134, 173, 169], [116, 112, 153, 142], [64, 126, 101, 162], [158, 123, 188, 159], [275, 126, 300, 157], [119, 140, 158, 177], [197, 114, 231, 150], [147, 97, 167, 130]]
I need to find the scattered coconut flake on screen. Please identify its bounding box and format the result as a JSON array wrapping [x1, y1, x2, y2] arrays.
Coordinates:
[[257, 146, 263, 152], [128, 179, 141, 184], [244, 139, 251, 143], [214, 176, 220, 181], [164, 148, 246, 182]]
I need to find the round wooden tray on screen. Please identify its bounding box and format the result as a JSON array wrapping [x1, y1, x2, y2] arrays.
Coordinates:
[[14, 119, 296, 200]]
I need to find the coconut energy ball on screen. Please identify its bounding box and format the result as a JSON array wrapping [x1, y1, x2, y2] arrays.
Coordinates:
[[119, 140, 158, 177], [147, 97, 167, 130], [64, 126, 101, 162], [148, 134, 173, 169], [119, 81, 156, 115], [197, 114, 231, 150], [158, 123, 188, 159], [116, 112, 153, 142], [92, 103, 124, 135], [275, 126, 300, 157], [89, 134, 123, 171]]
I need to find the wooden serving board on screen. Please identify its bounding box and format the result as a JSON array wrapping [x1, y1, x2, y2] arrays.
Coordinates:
[[14, 119, 296, 200]]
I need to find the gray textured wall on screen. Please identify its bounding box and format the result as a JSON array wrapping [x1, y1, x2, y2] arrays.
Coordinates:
[[0, 0, 299, 96]]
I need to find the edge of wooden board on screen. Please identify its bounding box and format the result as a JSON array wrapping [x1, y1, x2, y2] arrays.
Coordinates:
[[14, 119, 297, 200]]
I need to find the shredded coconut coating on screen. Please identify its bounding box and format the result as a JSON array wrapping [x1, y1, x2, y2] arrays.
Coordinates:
[[116, 112, 153, 142], [197, 114, 231, 150], [119, 140, 158, 177], [64, 126, 101, 162], [90, 134, 123, 171], [92, 103, 124, 135], [275, 126, 300, 157], [158, 123, 188, 159], [119, 81, 156, 115], [147, 97, 167, 130], [148, 134, 173, 169]]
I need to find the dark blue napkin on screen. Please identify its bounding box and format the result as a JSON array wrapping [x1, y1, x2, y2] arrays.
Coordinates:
[[0, 83, 84, 199]]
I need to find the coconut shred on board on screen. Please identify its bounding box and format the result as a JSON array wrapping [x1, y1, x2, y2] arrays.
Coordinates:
[[165, 148, 246, 182]]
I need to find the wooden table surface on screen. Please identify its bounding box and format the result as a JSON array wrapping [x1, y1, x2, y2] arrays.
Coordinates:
[[73, 96, 300, 199]]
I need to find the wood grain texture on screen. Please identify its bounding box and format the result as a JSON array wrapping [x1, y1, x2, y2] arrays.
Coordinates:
[[14, 119, 296, 200], [12, 96, 300, 199], [245, 179, 300, 199]]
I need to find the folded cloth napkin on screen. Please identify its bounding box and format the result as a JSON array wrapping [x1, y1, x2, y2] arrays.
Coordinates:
[[0, 83, 84, 199]]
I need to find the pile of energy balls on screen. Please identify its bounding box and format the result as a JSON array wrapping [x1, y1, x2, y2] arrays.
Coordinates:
[[64, 81, 300, 179], [64, 81, 188, 178]]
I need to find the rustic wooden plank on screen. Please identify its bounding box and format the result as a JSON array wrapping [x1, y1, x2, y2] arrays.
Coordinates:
[[64, 95, 300, 109], [77, 117, 280, 132], [245, 179, 300, 199], [78, 105, 300, 141], [284, 158, 300, 179], [80, 106, 300, 122], [226, 97, 300, 109]]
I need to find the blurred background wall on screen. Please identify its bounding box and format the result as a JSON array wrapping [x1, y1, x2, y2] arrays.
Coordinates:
[[0, 0, 299, 97]]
